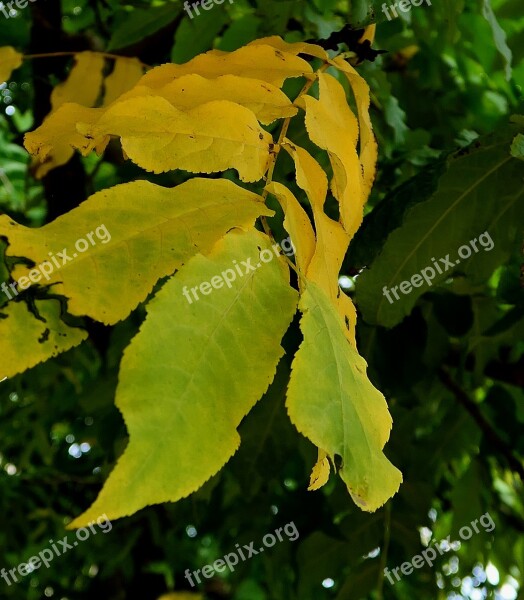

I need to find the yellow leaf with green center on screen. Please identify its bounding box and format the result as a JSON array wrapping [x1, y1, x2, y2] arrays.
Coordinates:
[[3, 178, 272, 325], [69, 228, 298, 526], [287, 283, 402, 511]]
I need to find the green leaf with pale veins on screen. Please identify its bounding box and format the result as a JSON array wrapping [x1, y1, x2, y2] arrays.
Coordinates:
[[2, 178, 272, 326], [356, 128, 524, 327], [69, 228, 298, 526], [0, 299, 87, 380], [287, 283, 402, 512]]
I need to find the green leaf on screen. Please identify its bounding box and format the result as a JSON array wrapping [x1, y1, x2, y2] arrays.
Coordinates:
[[108, 3, 180, 51], [2, 178, 272, 325], [480, 0, 513, 80], [287, 283, 402, 512], [356, 128, 524, 327], [69, 228, 298, 525], [510, 132, 524, 161], [171, 7, 228, 63]]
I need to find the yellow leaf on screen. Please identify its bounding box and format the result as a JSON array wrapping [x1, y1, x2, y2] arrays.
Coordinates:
[[50, 51, 105, 111], [103, 57, 144, 106], [265, 181, 315, 276], [287, 283, 402, 512], [24, 104, 106, 178], [4, 178, 272, 325], [249, 36, 329, 61], [77, 96, 272, 181], [308, 448, 331, 491], [139, 44, 312, 88], [0, 46, 23, 82], [148, 74, 297, 125], [359, 24, 376, 46], [25, 75, 294, 170], [301, 72, 365, 240], [29, 52, 106, 178], [0, 300, 87, 380], [283, 141, 357, 345], [330, 57, 378, 201]]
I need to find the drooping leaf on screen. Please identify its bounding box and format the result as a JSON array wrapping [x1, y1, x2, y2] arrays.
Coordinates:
[[284, 141, 357, 345], [265, 181, 315, 275], [300, 72, 365, 239], [3, 179, 272, 325], [287, 283, 402, 512], [69, 228, 298, 525], [331, 56, 378, 201]]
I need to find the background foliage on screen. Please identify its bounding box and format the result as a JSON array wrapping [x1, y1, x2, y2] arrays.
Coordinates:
[[0, 1, 523, 599]]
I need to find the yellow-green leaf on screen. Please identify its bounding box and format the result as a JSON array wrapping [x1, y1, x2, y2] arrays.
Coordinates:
[[0, 299, 87, 380], [69, 228, 298, 526], [287, 283, 402, 511], [139, 44, 313, 88], [3, 179, 272, 325], [0, 46, 23, 82], [76, 96, 272, 181]]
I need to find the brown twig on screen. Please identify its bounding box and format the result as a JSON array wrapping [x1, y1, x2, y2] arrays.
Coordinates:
[[439, 368, 524, 480]]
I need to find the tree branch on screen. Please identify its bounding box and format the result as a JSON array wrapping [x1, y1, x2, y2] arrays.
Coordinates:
[[439, 368, 524, 480]]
